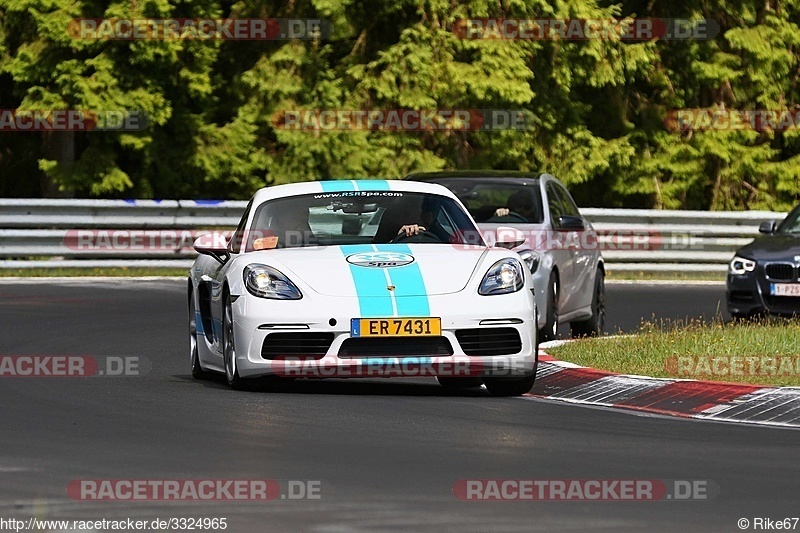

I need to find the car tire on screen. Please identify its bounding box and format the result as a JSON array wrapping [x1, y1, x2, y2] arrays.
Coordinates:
[[571, 268, 605, 338], [223, 291, 246, 390], [189, 292, 211, 380], [484, 373, 536, 397], [436, 376, 483, 389], [538, 274, 559, 342]]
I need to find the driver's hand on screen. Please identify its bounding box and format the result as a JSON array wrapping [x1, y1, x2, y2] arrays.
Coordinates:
[[494, 208, 510, 217], [397, 224, 426, 237]]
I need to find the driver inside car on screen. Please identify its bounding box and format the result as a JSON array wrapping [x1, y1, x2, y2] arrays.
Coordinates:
[[395, 198, 445, 240], [492, 190, 534, 222]]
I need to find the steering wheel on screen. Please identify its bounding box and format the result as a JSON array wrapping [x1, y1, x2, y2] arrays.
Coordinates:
[[390, 230, 442, 243], [486, 211, 528, 223]]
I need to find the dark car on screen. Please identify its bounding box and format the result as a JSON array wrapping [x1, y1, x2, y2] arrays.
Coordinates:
[[727, 203, 800, 318]]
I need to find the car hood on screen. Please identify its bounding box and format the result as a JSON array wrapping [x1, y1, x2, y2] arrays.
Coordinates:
[[251, 244, 490, 296], [737, 234, 800, 261]]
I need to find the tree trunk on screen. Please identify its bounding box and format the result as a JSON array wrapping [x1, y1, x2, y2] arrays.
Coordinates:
[[709, 159, 722, 210], [40, 131, 75, 198]]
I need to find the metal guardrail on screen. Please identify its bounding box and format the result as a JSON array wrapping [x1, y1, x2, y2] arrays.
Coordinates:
[[0, 199, 247, 228], [581, 208, 785, 272], [0, 199, 788, 272]]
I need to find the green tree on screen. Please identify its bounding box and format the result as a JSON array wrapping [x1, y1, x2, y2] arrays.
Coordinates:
[[0, 0, 798, 210]]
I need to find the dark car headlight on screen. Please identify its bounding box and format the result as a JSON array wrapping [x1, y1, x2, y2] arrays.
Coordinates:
[[479, 259, 525, 295], [243, 264, 302, 299], [729, 256, 756, 276]]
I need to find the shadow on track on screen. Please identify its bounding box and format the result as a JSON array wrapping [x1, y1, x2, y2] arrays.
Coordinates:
[[174, 373, 491, 397]]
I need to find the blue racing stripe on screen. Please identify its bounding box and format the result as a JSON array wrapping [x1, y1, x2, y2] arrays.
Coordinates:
[[376, 244, 430, 317], [320, 180, 356, 192], [319, 179, 391, 192], [340, 244, 394, 317], [355, 180, 391, 190]]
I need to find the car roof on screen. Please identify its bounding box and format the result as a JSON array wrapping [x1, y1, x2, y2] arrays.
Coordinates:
[[250, 179, 461, 205], [405, 170, 546, 182]]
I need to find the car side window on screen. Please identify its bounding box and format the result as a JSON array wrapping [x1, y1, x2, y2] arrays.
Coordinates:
[[228, 200, 253, 254], [778, 207, 800, 233], [546, 183, 565, 228], [556, 184, 581, 217]]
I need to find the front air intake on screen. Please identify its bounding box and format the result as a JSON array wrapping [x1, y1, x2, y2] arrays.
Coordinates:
[[455, 328, 522, 356], [338, 337, 453, 357], [261, 332, 335, 359]]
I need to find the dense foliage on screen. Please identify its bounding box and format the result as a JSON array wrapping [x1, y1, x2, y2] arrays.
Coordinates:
[[0, 0, 798, 209]]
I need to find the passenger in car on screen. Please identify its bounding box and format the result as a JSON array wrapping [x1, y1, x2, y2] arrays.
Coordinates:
[[268, 207, 318, 248]]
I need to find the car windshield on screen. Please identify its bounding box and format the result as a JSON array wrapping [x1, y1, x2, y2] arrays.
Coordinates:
[[244, 190, 483, 250], [420, 179, 544, 224], [778, 205, 800, 234]]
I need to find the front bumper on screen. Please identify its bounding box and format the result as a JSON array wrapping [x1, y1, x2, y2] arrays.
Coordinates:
[[727, 271, 800, 316], [231, 291, 537, 379]]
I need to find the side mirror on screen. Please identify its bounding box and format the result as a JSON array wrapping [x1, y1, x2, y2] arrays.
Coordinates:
[[557, 215, 585, 231], [518, 249, 541, 273], [193, 232, 230, 264], [495, 226, 527, 249], [759, 220, 777, 234]]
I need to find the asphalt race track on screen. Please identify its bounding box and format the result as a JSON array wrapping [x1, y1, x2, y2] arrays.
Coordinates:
[[1, 280, 797, 532]]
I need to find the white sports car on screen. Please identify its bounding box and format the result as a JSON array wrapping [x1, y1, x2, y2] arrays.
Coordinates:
[[188, 179, 538, 396]]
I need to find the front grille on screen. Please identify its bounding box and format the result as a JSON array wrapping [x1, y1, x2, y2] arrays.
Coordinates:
[[765, 262, 796, 281], [338, 337, 453, 357], [261, 332, 334, 359], [455, 328, 522, 356]]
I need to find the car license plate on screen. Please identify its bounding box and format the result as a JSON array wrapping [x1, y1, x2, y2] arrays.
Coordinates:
[[770, 283, 800, 297], [351, 318, 441, 337]]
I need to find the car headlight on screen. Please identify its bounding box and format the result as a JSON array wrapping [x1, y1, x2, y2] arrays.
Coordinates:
[[243, 264, 302, 299], [518, 250, 541, 273], [729, 256, 756, 276], [479, 259, 525, 295]]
